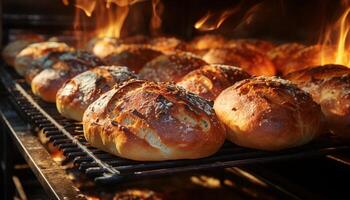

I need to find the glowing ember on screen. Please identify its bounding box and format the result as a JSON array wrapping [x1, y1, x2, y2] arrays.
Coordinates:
[[320, 5, 350, 66], [51, 149, 65, 162]]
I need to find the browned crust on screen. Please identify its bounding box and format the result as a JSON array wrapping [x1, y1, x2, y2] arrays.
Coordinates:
[[213, 76, 323, 150], [103, 45, 163, 73], [56, 66, 137, 121], [139, 52, 207, 82], [83, 80, 226, 161], [148, 37, 189, 53], [267, 43, 306, 75], [189, 34, 228, 50], [227, 39, 276, 53], [14, 42, 74, 76], [202, 47, 276, 76], [177, 64, 251, 101], [31, 51, 104, 102]]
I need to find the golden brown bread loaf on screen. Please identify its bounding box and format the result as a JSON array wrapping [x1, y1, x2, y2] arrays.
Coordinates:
[[103, 45, 163, 73], [214, 76, 323, 151], [56, 66, 137, 121], [202, 47, 276, 76], [267, 43, 306, 75], [31, 51, 104, 102], [83, 80, 226, 161], [85, 35, 149, 58], [139, 52, 207, 82], [227, 39, 275, 53], [14, 42, 74, 76], [177, 64, 251, 101], [147, 37, 189, 53], [2, 35, 44, 66], [285, 65, 350, 137], [283, 45, 336, 75]]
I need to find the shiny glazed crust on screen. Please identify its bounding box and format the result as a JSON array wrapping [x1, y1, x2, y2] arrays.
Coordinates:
[[83, 80, 226, 161], [202, 47, 276, 76], [139, 52, 207, 82], [31, 51, 104, 102], [177, 64, 251, 101], [56, 66, 137, 121], [14, 42, 73, 76], [214, 76, 323, 150], [103, 45, 163, 73]]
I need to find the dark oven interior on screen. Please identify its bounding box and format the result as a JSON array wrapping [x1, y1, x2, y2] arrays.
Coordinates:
[[1, 0, 350, 200]]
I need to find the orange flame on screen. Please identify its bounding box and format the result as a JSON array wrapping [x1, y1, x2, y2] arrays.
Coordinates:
[[320, 6, 350, 66], [195, 9, 238, 31], [150, 0, 163, 36]]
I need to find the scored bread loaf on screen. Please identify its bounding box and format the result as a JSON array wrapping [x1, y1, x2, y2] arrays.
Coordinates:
[[31, 51, 104, 102], [139, 52, 207, 82], [214, 76, 323, 151], [202, 47, 276, 76], [103, 45, 163, 73], [83, 80, 226, 161], [14, 42, 74, 76], [285, 65, 350, 137], [56, 66, 137, 121], [177, 64, 251, 101]]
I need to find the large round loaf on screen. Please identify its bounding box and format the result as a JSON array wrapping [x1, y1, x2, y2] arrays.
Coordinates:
[[83, 80, 226, 161], [103, 45, 163, 73], [214, 76, 323, 151], [177, 64, 251, 101], [31, 51, 104, 102], [285, 65, 350, 137], [139, 52, 207, 82], [56, 66, 137, 121], [14, 42, 73, 76], [202, 47, 276, 76]]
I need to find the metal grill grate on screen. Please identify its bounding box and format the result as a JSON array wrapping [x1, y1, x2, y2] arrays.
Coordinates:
[[1, 65, 349, 185]]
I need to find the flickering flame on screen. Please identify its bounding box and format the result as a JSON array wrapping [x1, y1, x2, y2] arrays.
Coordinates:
[[150, 0, 163, 36], [195, 9, 237, 31], [75, 0, 97, 17], [320, 6, 350, 66]]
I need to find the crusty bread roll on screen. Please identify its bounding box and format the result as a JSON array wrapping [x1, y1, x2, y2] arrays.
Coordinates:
[[2, 35, 44, 66], [285, 65, 350, 137], [85, 35, 149, 59], [56, 66, 137, 121], [83, 80, 226, 161], [139, 52, 207, 82], [177, 64, 251, 101], [31, 51, 104, 102], [283, 45, 336, 75], [202, 47, 276, 76], [214, 76, 323, 151], [267, 43, 306, 75], [103, 45, 163, 73], [148, 37, 189, 53], [284, 64, 350, 101], [14, 42, 74, 76], [227, 39, 275, 53], [189, 34, 228, 50]]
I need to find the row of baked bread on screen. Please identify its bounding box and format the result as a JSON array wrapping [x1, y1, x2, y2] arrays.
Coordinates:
[[2, 34, 349, 162]]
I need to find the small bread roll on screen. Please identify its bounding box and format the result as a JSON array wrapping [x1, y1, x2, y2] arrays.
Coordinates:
[[56, 66, 137, 121], [285, 65, 350, 137], [202, 47, 276, 76], [14, 42, 74, 76], [83, 80, 226, 161], [103, 45, 163, 73], [2, 35, 44, 66], [267, 43, 306, 75], [148, 37, 188, 53], [319, 75, 350, 138], [285, 64, 350, 101], [139, 52, 207, 82], [31, 51, 104, 102], [177, 64, 251, 101], [214, 76, 323, 151], [283, 45, 336, 75], [227, 39, 275, 53], [189, 34, 228, 50]]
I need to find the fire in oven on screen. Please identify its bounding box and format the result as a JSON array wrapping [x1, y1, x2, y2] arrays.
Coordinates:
[[1, 0, 350, 199]]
